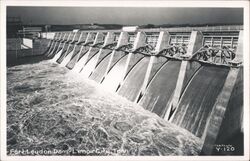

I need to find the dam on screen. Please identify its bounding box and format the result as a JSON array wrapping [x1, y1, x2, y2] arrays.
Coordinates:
[[6, 25, 244, 156]]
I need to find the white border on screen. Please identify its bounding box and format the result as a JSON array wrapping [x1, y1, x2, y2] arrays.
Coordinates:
[[0, 1, 249, 161]]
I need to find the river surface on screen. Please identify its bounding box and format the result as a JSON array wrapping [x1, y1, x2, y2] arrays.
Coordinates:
[[7, 58, 202, 156]]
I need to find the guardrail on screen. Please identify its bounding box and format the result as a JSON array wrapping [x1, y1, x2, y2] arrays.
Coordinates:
[[140, 25, 243, 32], [40, 25, 243, 40]]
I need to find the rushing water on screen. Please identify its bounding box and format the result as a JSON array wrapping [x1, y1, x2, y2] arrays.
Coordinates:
[[7, 58, 202, 156]]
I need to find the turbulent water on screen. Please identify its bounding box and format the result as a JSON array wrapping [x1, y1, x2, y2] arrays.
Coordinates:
[[7, 58, 202, 156]]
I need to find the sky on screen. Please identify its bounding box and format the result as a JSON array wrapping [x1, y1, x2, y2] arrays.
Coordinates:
[[7, 7, 243, 25]]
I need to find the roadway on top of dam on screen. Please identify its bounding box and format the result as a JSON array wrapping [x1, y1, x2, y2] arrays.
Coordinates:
[[45, 25, 243, 34]]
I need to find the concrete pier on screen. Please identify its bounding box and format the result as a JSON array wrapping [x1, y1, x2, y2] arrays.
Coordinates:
[[167, 31, 203, 120], [117, 31, 147, 96], [57, 31, 78, 64], [201, 30, 244, 154], [81, 32, 115, 78], [89, 32, 127, 83], [60, 31, 82, 66], [73, 32, 104, 73], [66, 32, 89, 69]]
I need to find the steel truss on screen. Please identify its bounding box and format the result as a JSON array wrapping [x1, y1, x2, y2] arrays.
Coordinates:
[[115, 43, 134, 52], [158, 44, 188, 59], [102, 42, 118, 50], [192, 45, 237, 66], [91, 41, 105, 48], [132, 44, 155, 56]]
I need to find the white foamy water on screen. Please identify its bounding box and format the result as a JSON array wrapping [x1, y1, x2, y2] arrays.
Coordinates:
[[7, 59, 202, 156]]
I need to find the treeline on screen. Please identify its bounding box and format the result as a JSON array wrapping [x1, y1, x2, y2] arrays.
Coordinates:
[[140, 23, 243, 29], [49, 23, 123, 31]]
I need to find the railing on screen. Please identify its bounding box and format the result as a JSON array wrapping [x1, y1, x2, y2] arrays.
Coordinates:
[[113, 33, 120, 42], [169, 35, 190, 46], [41, 25, 243, 40], [74, 32, 82, 41], [140, 25, 243, 32], [145, 33, 159, 49], [202, 36, 239, 48], [128, 35, 136, 44], [89, 33, 97, 42], [78, 32, 88, 44], [97, 34, 106, 42]]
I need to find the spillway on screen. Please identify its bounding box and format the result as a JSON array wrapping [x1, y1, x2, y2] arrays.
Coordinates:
[[79, 47, 100, 76], [102, 53, 129, 92], [139, 60, 181, 117], [118, 57, 150, 102], [89, 52, 113, 83], [6, 25, 244, 156], [171, 65, 229, 138], [66, 45, 90, 69]]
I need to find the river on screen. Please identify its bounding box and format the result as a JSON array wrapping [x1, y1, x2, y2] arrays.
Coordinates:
[[7, 57, 202, 156]]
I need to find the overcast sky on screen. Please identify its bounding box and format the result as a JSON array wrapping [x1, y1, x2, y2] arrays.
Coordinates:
[[7, 7, 243, 25]]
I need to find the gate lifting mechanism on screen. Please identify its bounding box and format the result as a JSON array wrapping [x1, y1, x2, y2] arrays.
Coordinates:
[[102, 42, 118, 50], [193, 45, 237, 66], [91, 41, 104, 48], [132, 44, 155, 56], [56, 31, 241, 67], [158, 44, 188, 59], [115, 43, 134, 53]]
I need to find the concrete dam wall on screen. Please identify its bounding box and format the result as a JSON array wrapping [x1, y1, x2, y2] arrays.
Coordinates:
[[28, 26, 243, 155]]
